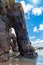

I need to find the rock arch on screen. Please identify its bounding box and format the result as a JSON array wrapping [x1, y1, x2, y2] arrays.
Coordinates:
[[0, 0, 37, 58]]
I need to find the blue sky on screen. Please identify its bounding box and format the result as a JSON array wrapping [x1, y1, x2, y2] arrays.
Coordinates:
[[16, 0, 43, 47]]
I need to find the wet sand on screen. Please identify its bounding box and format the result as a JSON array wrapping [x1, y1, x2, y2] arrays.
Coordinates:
[[0, 55, 43, 65], [0, 60, 36, 65], [0, 49, 43, 65], [0, 56, 43, 65]]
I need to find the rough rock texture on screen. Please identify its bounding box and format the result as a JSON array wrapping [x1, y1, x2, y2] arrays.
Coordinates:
[[0, 2, 19, 62], [6, 3, 37, 58], [6, 3, 30, 52], [0, 2, 10, 56], [9, 28, 18, 52], [0, 4, 10, 62], [0, 19, 10, 54], [0, 0, 37, 60]]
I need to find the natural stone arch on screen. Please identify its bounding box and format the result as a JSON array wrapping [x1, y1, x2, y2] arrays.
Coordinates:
[[0, 0, 37, 59]]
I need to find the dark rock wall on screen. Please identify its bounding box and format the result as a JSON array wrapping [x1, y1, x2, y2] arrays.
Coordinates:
[[6, 3, 31, 54], [0, 1, 31, 54], [0, 1, 37, 58], [0, 2, 10, 55]]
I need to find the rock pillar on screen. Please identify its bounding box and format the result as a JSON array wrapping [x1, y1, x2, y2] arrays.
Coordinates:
[[6, 3, 37, 58]]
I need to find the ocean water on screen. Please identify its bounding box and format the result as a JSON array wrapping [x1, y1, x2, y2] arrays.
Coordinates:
[[36, 49, 43, 65]]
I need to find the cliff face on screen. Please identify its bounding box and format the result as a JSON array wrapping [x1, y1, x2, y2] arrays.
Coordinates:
[[6, 2, 37, 58], [6, 3, 31, 54], [0, 1, 37, 59], [0, 1, 30, 54], [0, 21, 10, 62], [0, 5, 10, 55], [0, 3, 30, 52], [0, 2, 19, 55]]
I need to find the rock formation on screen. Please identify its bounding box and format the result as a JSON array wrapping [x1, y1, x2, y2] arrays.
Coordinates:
[[0, 1, 10, 55], [0, 0, 37, 61]]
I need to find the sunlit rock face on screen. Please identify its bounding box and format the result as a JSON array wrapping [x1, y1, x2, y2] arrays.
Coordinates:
[[9, 28, 18, 52]]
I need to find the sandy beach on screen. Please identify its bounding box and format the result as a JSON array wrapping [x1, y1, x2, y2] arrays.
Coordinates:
[[0, 49, 43, 65], [0, 60, 36, 65]]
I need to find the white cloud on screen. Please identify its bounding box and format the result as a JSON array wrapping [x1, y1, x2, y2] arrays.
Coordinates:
[[20, 1, 43, 17], [20, 0, 43, 19], [32, 0, 38, 4], [39, 24, 43, 31], [31, 39, 43, 47], [33, 24, 43, 32], [20, 1, 33, 13], [33, 39, 43, 44], [29, 0, 40, 4], [32, 7, 43, 16], [30, 36, 36, 39], [33, 26, 38, 32]]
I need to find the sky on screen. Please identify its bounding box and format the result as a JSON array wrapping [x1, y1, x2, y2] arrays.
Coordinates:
[[15, 0, 43, 47]]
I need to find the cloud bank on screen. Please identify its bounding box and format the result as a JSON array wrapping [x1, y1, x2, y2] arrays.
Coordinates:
[[20, 1, 33, 13], [32, 7, 43, 16], [31, 39, 43, 47], [20, 1, 43, 16]]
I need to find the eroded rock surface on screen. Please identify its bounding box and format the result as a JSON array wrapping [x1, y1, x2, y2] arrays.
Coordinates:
[[6, 2, 37, 58], [0, 0, 37, 61]]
